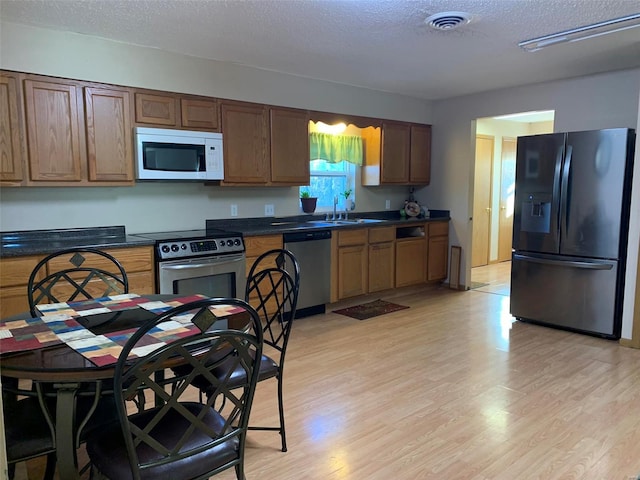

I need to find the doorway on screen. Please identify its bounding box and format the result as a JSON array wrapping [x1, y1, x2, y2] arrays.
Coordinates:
[[470, 111, 555, 288]]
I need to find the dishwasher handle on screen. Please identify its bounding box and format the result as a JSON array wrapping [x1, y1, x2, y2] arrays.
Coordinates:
[[283, 229, 332, 243]]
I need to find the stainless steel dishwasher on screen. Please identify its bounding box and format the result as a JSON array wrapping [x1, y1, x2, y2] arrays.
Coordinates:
[[283, 229, 332, 318]]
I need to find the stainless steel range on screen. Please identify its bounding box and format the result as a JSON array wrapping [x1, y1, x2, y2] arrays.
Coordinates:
[[133, 229, 246, 298]]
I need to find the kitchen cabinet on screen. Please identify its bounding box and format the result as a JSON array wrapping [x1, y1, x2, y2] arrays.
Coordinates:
[[244, 235, 283, 313], [368, 226, 395, 293], [410, 124, 431, 185], [220, 101, 270, 184], [336, 229, 368, 300], [24, 77, 84, 182], [0, 246, 154, 318], [0, 72, 26, 185], [362, 121, 432, 186], [427, 221, 449, 282], [0, 255, 43, 318], [85, 87, 134, 182], [269, 107, 310, 185], [395, 224, 427, 287], [19, 73, 135, 186], [134, 90, 220, 131]]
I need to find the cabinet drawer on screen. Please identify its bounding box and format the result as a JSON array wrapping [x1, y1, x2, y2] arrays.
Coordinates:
[[428, 221, 449, 237], [368, 226, 395, 244], [337, 228, 367, 246], [0, 255, 43, 288], [45, 247, 154, 274], [244, 235, 283, 257]]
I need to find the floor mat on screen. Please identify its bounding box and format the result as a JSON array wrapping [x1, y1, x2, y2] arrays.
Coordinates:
[[333, 299, 409, 320]]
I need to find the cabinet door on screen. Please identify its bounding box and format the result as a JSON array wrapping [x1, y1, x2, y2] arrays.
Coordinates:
[[270, 107, 310, 185], [24, 79, 83, 181], [85, 87, 134, 182], [369, 242, 395, 292], [221, 102, 269, 184], [181, 98, 219, 130], [0, 73, 25, 183], [428, 236, 449, 281], [0, 255, 43, 317], [410, 124, 431, 185], [395, 238, 426, 287], [135, 92, 177, 126], [381, 122, 410, 184], [338, 244, 368, 299]]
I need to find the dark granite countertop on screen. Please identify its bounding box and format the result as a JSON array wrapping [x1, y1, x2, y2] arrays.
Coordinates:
[[207, 210, 450, 236], [1, 211, 450, 257], [0, 226, 154, 258]]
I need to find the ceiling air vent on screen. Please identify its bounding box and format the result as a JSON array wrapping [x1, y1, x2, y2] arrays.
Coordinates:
[[425, 11, 471, 31]]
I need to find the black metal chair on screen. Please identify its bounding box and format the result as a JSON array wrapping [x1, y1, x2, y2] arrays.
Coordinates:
[[3, 378, 117, 480], [28, 247, 129, 316], [7, 247, 129, 478], [85, 297, 263, 480], [200, 249, 300, 452]]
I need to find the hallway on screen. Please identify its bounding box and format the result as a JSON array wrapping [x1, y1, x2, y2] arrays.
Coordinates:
[[470, 260, 511, 296]]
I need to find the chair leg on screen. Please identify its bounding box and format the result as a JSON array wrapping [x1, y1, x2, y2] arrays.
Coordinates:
[[277, 375, 287, 452], [43, 453, 57, 480]]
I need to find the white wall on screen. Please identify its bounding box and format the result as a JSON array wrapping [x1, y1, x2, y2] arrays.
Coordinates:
[[428, 68, 640, 339], [0, 22, 432, 233]]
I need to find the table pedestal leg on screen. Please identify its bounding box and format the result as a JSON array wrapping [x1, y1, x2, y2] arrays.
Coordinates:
[[55, 383, 81, 480]]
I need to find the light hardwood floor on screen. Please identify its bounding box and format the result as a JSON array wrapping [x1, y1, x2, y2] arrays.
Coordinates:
[[15, 282, 640, 480], [471, 261, 511, 296]]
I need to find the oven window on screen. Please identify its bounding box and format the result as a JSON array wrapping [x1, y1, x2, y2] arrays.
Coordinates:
[[142, 142, 205, 172], [172, 272, 237, 298]]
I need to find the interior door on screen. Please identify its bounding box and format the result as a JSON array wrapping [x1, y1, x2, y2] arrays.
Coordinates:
[[498, 137, 516, 262], [472, 135, 494, 267]]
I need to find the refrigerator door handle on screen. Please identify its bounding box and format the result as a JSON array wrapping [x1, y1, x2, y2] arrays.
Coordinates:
[[513, 254, 613, 270], [560, 144, 573, 234]]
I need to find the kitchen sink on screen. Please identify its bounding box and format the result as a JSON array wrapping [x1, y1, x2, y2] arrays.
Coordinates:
[[306, 218, 385, 227]]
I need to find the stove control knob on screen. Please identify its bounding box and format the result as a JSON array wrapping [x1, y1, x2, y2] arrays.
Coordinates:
[[161, 245, 170, 253], [219, 240, 225, 247], [234, 239, 241, 246], [226, 239, 233, 246], [180, 244, 187, 250], [171, 244, 179, 252]]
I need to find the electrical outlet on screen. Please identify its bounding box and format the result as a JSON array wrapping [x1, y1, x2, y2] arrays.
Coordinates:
[[230, 204, 238, 217], [265, 204, 275, 216], [385, 200, 391, 210]]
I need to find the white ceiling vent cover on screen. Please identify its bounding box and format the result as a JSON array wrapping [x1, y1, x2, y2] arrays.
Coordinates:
[[425, 11, 471, 31]]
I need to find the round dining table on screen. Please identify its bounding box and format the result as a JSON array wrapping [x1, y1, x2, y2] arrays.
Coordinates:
[[0, 294, 249, 480]]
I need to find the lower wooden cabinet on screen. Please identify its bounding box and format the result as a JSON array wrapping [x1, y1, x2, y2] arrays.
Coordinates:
[[368, 227, 395, 293], [244, 234, 283, 311], [427, 221, 449, 282], [0, 246, 155, 318], [335, 229, 368, 300], [395, 238, 426, 287]]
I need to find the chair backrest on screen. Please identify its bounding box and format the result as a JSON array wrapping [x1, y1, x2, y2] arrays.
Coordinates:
[[28, 247, 129, 316], [112, 297, 263, 480], [245, 249, 300, 361]]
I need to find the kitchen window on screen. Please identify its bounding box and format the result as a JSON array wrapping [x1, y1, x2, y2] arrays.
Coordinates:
[[302, 131, 363, 211]]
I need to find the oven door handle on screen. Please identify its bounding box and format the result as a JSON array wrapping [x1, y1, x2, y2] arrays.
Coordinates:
[[161, 256, 245, 270]]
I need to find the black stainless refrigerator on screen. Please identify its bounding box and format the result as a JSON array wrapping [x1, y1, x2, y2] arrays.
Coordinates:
[[510, 128, 636, 339]]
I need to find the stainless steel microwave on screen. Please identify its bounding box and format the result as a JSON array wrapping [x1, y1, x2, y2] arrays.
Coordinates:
[[135, 127, 224, 181]]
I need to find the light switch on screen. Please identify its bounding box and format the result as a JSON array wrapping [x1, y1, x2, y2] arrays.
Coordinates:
[[231, 204, 238, 217], [265, 204, 275, 216]]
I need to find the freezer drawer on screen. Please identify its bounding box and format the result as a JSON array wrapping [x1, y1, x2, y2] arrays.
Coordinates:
[[510, 253, 619, 338]]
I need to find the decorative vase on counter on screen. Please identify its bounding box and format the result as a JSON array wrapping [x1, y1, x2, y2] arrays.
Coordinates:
[[301, 197, 318, 214]]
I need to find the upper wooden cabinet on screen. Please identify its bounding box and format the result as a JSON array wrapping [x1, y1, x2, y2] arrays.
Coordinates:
[[269, 107, 310, 185], [85, 87, 134, 182], [220, 101, 270, 184], [381, 121, 411, 184], [134, 90, 220, 131], [0, 72, 26, 185], [410, 124, 432, 185], [6, 72, 135, 186], [362, 121, 432, 186]]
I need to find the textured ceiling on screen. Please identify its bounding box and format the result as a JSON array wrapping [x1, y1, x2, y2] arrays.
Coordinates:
[[1, 0, 639, 100]]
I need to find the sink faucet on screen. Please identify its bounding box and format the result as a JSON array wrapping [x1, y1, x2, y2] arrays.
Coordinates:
[[332, 195, 338, 220]]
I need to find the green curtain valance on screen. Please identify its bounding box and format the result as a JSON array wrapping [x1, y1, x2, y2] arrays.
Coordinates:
[[309, 132, 363, 166]]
